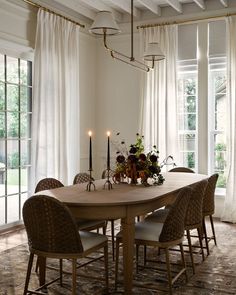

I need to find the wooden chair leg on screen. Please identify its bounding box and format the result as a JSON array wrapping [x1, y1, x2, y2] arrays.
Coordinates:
[[103, 222, 107, 235], [144, 245, 147, 266], [179, 243, 188, 282], [104, 244, 109, 292], [23, 252, 34, 295], [187, 229, 195, 274], [209, 215, 217, 245], [197, 227, 205, 261], [165, 247, 172, 295], [72, 259, 77, 295], [202, 217, 210, 255], [111, 220, 115, 261], [136, 245, 139, 274], [115, 238, 120, 290]]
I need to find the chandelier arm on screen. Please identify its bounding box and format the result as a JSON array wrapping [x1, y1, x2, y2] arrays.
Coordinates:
[[110, 51, 150, 72], [103, 31, 150, 72]]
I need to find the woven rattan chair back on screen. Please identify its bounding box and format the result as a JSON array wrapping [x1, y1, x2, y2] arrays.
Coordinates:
[[23, 195, 83, 253], [169, 167, 195, 173], [101, 169, 115, 179], [35, 178, 64, 193], [159, 187, 191, 243], [203, 173, 219, 215], [73, 172, 92, 184], [185, 180, 208, 228]]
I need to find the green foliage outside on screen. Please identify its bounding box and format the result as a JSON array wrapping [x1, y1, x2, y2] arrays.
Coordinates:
[[0, 57, 31, 188]]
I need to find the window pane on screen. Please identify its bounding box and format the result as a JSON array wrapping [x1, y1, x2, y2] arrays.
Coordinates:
[[21, 140, 30, 166], [6, 56, 18, 84], [21, 113, 31, 137], [178, 114, 196, 130], [0, 54, 4, 81], [7, 140, 19, 168], [20, 60, 28, 85], [7, 194, 19, 223], [0, 112, 5, 138], [7, 169, 19, 195], [179, 151, 196, 169], [20, 86, 32, 113], [7, 112, 19, 137], [179, 133, 196, 151], [0, 82, 5, 110], [21, 167, 28, 191], [0, 168, 5, 196], [7, 84, 19, 111], [0, 197, 5, 225], [0, 140, 6, 164]]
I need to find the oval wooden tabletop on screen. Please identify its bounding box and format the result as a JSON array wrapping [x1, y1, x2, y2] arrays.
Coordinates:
[[34, 172, 208, 207]]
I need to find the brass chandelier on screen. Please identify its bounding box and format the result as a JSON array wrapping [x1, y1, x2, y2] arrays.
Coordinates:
[[89, 0, 165, 72]]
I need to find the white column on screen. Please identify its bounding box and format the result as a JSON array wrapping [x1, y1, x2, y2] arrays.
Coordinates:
[[197, 22, 208, 174]]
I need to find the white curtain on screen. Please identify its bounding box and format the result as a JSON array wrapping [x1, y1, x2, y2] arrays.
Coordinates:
[[221, 16, 236, 223], [30, 9, 80, 192], [139, 25, 179, 164]]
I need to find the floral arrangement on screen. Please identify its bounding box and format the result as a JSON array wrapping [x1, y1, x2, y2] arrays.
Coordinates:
[[112, 133, 165, 185]]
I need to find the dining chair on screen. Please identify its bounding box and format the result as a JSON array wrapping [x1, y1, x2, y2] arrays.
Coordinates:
[[169, 167, 195, 173], [101, 169, 118, 261], [35, 177, 64, 192], [35, 177, 107, 234], [23, 195, 109, 295], [73, 172, 94, 184], [115, 187, 191, 294], [202, 173, 219, 255], [145, 180, 208, 274]]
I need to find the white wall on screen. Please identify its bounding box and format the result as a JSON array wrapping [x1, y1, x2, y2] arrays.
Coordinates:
[[94, 34, 142, 178]]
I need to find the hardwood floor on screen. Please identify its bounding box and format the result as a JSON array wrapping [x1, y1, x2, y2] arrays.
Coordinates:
[[0, 226, 27, 252]]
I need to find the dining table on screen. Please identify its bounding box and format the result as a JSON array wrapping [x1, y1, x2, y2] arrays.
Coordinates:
[[35, 172, 208, 294]]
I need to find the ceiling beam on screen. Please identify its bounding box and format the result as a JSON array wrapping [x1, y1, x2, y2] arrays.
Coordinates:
[[78, 0, 123, 22], [109, 0, 141, 18], [166, 0, 182, 13], [220, 0, 228, 7], [137, 0, 161, 15], [44, 0, 96, 20], [193, 0, 205, 10]]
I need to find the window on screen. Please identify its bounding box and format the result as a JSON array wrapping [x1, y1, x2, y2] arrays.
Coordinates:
[[208, 57, 227, 188], [177, 20, 227, 189], [0, 54, 32, 227], [177, 61, 198, 170]]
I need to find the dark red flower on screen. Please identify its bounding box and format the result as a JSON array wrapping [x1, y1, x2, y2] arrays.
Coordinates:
[[116, 155, 125, 163], [129, 146, 137, 154], [149, 165, 158, 174], [128, 154, 137, 163], [150, 154, 158, 163], [139, 153, 147, 161]]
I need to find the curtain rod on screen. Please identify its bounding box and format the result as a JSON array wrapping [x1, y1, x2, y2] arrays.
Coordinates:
[[23, 0, 85, 28], [137, 11, 236, 29]]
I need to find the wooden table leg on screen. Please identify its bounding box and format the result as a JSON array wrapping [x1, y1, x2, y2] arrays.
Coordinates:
[[38, 256, 46, 286], [121, 216, 135, 294]]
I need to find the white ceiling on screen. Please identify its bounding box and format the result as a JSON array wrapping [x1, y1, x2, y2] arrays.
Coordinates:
[[28, 0, 235, 26]]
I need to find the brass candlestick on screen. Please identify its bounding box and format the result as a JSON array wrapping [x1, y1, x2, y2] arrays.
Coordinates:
[[103, 168, 113, 190], [86, 169, 96, 191]]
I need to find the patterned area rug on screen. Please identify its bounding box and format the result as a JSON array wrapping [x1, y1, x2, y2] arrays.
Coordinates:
[[0, 219, 236, 294]]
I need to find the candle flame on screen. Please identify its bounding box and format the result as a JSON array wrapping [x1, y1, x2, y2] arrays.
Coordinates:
[[107, 131, 111, 136], [88, 131, 92, 136]]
